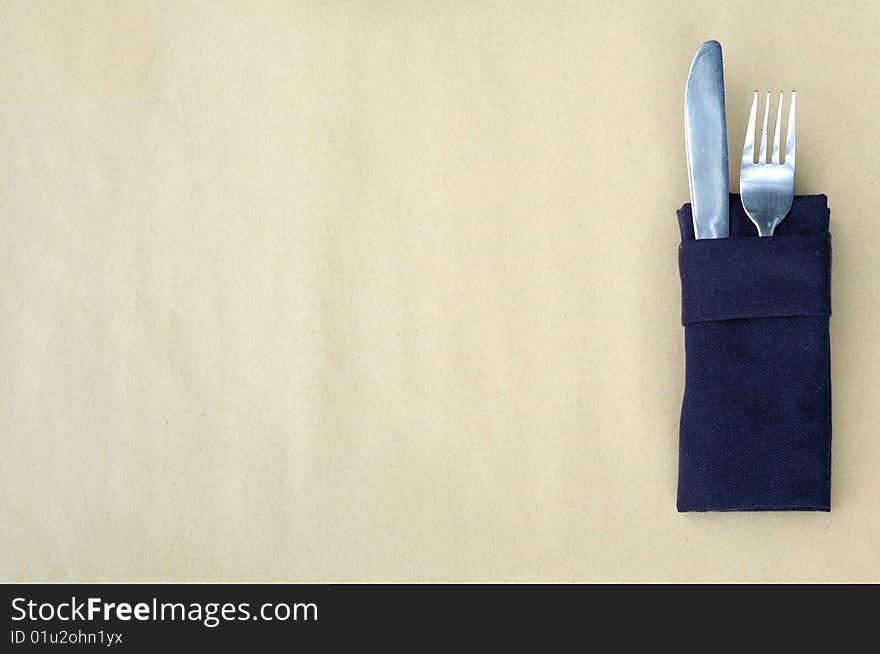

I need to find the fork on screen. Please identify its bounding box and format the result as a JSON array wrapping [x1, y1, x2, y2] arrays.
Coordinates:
[[740, 90, 796, 236]]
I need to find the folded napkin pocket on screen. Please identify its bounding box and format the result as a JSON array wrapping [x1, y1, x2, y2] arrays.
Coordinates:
[[676, 195, 832, 511]]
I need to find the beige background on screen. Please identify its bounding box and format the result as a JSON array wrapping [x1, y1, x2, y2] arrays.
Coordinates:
[[2, 0, 878, 582]]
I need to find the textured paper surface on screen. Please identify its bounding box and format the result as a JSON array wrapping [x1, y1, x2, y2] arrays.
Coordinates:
[[2, 1, 879, 582]]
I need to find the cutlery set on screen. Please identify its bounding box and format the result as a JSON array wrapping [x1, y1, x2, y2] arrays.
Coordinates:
[[675, 40, 832, 512], [684, 40, 797, 239]]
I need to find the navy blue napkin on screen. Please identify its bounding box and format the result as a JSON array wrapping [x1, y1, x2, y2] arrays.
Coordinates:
[[676, 194, 832, 511]]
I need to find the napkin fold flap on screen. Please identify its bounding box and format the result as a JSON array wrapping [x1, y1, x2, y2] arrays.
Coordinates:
[[679, 232, 831, 324]]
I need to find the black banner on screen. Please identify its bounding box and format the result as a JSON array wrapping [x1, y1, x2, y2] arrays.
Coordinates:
[[0, 583, 868, 649]]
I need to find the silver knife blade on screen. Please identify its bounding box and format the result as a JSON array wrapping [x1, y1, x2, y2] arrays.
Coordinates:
[[685, 40, 729, 239]]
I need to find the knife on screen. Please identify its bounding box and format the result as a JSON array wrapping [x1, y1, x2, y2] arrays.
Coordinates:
[[684, 40, 729, 239]]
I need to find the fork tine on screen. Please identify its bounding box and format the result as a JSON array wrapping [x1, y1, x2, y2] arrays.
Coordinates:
[[771, 91, 783, 164], [785, 90, 796, 168], [759, 91, 770, 163], [743, 91, 758, 165]]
